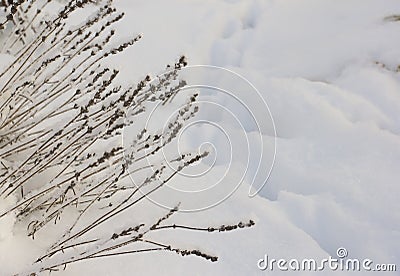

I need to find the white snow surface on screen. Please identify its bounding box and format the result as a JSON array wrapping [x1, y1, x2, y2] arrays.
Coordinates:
[[1, 0, 400, 275]]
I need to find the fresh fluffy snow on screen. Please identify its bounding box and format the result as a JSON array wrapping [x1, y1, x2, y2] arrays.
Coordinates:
[[1, 0, 400, 275]]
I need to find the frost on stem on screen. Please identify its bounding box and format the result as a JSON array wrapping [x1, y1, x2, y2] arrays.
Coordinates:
[[0, 0, 255, 274]]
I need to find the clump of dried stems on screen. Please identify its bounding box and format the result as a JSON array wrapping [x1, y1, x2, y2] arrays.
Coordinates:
[[0, 0, 254, 274]]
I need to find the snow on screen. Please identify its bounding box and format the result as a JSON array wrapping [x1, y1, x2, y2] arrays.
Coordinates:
[[1, 0, 400, 275]]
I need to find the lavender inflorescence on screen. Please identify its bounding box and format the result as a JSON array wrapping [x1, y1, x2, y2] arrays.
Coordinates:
[[0, 1, 255, 274]]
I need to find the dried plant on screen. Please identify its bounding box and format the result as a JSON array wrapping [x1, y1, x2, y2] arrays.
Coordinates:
[[384, 14, 400, 22], [0, 1, 254, 274]]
